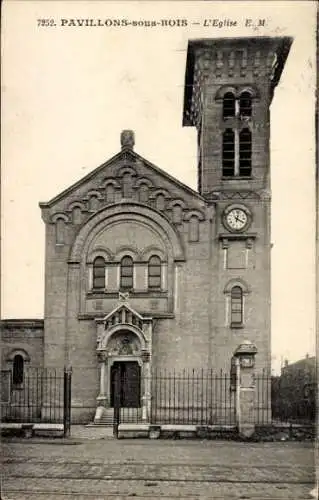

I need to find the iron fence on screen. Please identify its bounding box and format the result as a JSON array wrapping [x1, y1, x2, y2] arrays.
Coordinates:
[[1, 367, 71, 431], [116, 369, 316, 427], [117, 369, 236, 426], [255, 371, 272, 424]]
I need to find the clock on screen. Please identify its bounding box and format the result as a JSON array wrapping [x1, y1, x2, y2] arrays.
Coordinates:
[[223, 205, 251, 232]]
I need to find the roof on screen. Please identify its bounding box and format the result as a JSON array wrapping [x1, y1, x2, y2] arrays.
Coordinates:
[[39, 147, 204, 209]]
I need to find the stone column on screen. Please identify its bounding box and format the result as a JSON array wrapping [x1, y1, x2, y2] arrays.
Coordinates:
[[94, 352, 107, 423], [141, 350, 151, 422], [134, 262, 146, 292], [233, 341, 258, 438]]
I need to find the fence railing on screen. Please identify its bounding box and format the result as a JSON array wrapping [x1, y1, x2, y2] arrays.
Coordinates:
[[1, 367, 72, 435], [116, 369, 236, 426], [151, 369, 236, 425], [115, 369, 316, 428], [255, 372, 272, 424]]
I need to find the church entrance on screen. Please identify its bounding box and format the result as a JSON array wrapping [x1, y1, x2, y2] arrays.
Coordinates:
[[110, 361, 141, 408]]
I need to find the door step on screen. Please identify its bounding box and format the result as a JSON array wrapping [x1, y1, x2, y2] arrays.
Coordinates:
[[94, 408, 143, 426]]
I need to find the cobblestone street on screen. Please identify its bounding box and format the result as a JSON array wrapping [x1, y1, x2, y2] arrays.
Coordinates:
[[1, 429, 315, 499]]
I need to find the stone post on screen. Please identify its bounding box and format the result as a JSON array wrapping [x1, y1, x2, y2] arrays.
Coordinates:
[[94, 352, 107, 423], [233, 341, 258, 438], [141, 350, 151, 422]]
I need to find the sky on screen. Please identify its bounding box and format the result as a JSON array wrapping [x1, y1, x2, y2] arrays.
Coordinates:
[[1, 1, 317, 374]]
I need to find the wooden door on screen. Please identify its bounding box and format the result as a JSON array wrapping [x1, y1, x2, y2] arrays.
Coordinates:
[[111, 361, 141, 408]]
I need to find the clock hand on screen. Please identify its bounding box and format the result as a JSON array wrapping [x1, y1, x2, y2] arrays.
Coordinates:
[[235, 215, 246, 223]]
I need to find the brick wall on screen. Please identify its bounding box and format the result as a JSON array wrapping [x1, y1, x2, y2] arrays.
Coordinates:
[[1, 320, 44, 371]]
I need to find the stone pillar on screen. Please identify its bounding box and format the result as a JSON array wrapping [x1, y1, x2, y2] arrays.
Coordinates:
[[134, 262, 146, 292], [107, 263, 119, 292], [233, 341, 258, 438], [141, 350, 151, 422], [94, 352, 107, 423]]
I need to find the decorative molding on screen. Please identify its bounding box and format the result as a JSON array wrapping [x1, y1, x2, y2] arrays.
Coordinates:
[[86, 247, 114, 263], [218, 232, 257, 241], [100, 178, 121, 189], [246, 238, 254, 249], [257, 189, 272, 201], [117, 165, 137, 178], [85, 190, 103, 200], [149, 188, 171, 200], [0, 319, 44, 329], [224, 278, 251, 295], [67, 201, 87, 212], [167, 198, 187, 210], [51, 212, 69, 223], [79, 311, 174, 320], [68, 204, 186, 263], [114, 245, 140, 260], [6, 348, 31, 363], [139, 246, 167, 261], [221, 238, 229, 249], [215, 85, 259, 101], [86, 290, 168, 300], [141, 350, 151, 362], [183, 209, 205, 221], [133, 177, 154, 189], [219, 191, 260, 201]]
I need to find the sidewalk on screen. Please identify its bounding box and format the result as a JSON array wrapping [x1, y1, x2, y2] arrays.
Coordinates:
[[70, 425, 114, 440]]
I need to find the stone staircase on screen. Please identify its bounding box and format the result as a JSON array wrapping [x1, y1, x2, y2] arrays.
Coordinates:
[[94, 407, 143, 427], [94, 408, 114, 427]]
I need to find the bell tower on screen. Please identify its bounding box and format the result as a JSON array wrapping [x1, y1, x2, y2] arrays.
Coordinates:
[[183, 37, 292, 196], [182, 37, 293, 373]]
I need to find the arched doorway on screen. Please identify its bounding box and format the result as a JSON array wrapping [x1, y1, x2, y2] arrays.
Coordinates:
[[94, 302, 153, 423], [102, 328, 144, 409], [110, 361, 141, 408]]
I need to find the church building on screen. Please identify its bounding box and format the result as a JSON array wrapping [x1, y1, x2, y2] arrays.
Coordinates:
[[1, 37, 292, 423]]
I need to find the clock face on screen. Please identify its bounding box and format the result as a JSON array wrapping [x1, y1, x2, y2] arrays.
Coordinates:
[[226, 209, 248, 231]]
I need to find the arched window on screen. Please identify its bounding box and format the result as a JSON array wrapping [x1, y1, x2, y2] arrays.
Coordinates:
[[223, 92, 235, 118], [148, 256, 161, 289], [239, 91, 252, 117], [172, 204, 183, 224], [105, 184, 115, 204], [72, 207, 82, 225], [139, 184, 149, 204], [239, 128, 252, 177], [56, 218, 65, 244], [93, 257, 106, 289], [123, 173, 132, 198], [189, 216, 199, 242], [89, 195, 99, 211], [120, 256, 133, 290], [13, 355, 24, 385], [222, 129, 235, 177], [231, 286, 243, 325], [156, 194, 165, 211]]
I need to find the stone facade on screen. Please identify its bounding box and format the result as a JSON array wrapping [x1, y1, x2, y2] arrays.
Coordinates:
[[1, 37, 292, 423], [1, 320, 44, 370]]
